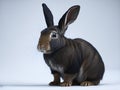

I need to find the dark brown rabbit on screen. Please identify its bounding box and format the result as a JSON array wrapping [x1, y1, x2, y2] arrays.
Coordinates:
[[37, 3, 105, 86]]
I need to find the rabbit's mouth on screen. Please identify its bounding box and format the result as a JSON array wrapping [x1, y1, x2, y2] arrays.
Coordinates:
[[37, 43, 51, 54], [37, 46, 51, 54], [41, 50, 51, 54]]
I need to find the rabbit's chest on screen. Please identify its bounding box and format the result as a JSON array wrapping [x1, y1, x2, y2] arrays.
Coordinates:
[[48, 60, 64, 74]]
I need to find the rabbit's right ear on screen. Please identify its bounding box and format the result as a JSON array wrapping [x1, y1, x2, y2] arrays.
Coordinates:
[[42, 3, 54, 27], [58, 5, 80, 35]]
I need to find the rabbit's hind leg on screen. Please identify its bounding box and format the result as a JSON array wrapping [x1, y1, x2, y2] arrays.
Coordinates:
[[80, 80, 100, 86]]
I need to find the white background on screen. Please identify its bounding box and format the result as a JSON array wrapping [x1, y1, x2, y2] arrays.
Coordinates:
[[0, 0, 120, 90]]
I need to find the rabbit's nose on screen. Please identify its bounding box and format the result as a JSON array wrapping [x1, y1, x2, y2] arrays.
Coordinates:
[[37, 44, 45, 51], [40, 44, 48, 53], [40, 45, 45, 50], [37, 46, 45, 53], [37, 42, 51, 53]]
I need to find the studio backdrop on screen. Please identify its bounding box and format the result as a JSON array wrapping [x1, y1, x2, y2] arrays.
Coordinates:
[[0, 0, 120, 84]]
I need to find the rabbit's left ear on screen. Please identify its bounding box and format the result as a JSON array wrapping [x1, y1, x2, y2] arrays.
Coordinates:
[[42, 3, 54, 27], [58, 5, 80, 35]]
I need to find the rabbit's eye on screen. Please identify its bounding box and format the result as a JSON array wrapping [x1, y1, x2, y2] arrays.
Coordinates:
[[50, 31, 58, 39]]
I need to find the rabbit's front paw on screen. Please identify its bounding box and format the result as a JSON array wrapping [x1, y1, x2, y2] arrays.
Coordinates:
[[60, 81, 72, 86], [49, 81, 60, 86]]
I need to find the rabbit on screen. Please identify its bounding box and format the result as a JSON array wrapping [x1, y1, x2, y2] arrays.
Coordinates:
[[37, 3, 105, 86]]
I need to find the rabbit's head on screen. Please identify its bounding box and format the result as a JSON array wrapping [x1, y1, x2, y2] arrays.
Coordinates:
[[37, 3, 80, 54]]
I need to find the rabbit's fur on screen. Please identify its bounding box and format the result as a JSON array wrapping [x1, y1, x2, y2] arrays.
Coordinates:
[[37, 3, 105, 86]]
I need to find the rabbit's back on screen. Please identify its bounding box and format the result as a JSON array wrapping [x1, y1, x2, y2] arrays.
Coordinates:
[[73, 38, 105, 81]]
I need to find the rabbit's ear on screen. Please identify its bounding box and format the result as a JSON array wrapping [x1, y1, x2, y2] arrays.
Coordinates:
[[58, 5, 80, 34], [42, 3, 54, 27]]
